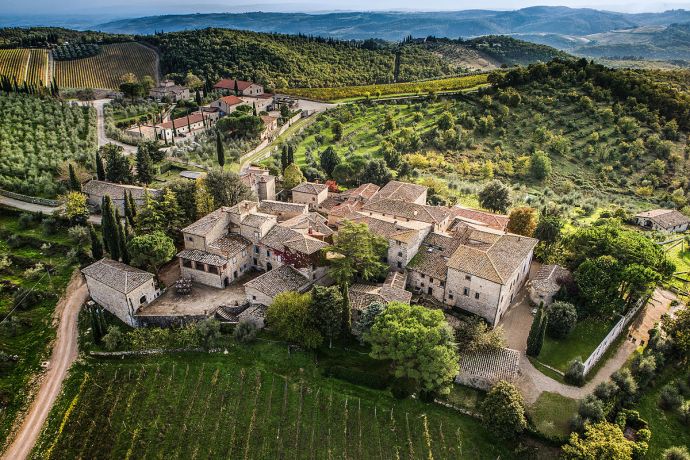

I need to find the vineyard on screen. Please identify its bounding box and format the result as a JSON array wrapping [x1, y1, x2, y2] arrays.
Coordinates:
[[33, 351, 511, 459], [0, 49, 48, 85], [54, 42, 157, 89], [281, 73, 490, 102]]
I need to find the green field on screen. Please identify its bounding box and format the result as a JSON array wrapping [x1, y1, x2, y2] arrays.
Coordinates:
[[282, 74, 490, 102], [0, 210, 80, 448], [526, 392, 578, 441], [32, 345, 520, 459]]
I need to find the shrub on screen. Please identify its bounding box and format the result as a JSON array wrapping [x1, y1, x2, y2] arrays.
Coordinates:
[[326, 366, 390, 390], [479, 380, 527, 439], [659, 384, 683, 410], [233, 319, 258, 344], [594, 381, 619, 400], [664, 446, 690, 460], [578, 394, 606, 422], [41, 217, 59, 235], [612, 368, 638, 400], [677, 400, 690, 425], [13, 287, 49, 311], [103, 326, 124, 351], [17, 212, 34, 229], [565, 358, 585, 386], [546, 301, 578, 339], [390, 377, 418, 399]]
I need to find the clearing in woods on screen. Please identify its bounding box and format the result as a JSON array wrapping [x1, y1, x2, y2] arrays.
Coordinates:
[[0, 49, 48, 85], [54, 42, 158, 90], [32, 349, 513, 460]]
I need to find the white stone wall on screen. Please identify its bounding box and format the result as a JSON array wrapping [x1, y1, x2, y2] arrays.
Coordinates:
[[292, 189, 328, 210], [245, 286, 274, 306], [85, 276, 158, 327], [407, 270, 446, 303]]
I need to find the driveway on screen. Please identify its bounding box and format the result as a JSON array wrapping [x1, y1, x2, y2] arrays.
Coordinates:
[[500, 279, 678, 404], [2, 272, 87, 460], [85, 99, 137, 155]]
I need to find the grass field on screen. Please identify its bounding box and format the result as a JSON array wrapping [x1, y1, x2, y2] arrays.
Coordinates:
[[0, 49, 48, 86], [0, 210, 79, 449], [527, 392, 578, 441], [282, 74, 489, 102], [32, 346, 519, 459], [55, 42, 157, 89]]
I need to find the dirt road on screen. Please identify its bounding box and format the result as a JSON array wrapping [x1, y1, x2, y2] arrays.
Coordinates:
[[1, 273, 87, 460]]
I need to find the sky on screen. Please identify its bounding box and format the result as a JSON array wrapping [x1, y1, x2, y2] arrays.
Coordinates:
[[4, 0, 690, 16]]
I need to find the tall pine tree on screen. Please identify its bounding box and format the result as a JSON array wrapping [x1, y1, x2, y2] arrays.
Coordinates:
[[341, 283, 352, 335], [287, 144, 295, 165], [281, 144, 289, 172], [116, 209, 130, 265], [526, 303, 546, 357], [216, 130, 225, 168], [68, 163, 81, 191], [101, 196, 120, 261], [136, 145, 155, 184]]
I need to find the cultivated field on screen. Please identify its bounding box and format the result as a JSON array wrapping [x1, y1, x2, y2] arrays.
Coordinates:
[[33, 351, 511, 459], [0, 49, 48, 85], [282, 73, 489, 102], [54, 42, 157, 89]]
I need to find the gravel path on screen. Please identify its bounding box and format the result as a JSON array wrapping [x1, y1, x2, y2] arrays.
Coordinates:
[[88, 99, 137, 155], [1, 273, 87, 460]]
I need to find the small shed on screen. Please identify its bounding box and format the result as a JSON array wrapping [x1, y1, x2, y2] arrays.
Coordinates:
[[455, 347, 520, 391], [528, 264, 571, 306]]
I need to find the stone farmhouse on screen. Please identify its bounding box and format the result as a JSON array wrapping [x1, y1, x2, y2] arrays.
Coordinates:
[[211, 95, 246, 115], [155, 110, 219, 142], [349, 271, 412, 322], [240, 167, 276, 201], [635, 208, 690, 233], [82, 259, 161, 326], [149, 79, 190, 102], [291, 182, 329, 210], [244, 265, 312, 306], [214, 79, 265, 97], [83, 180, 161, 214], [528, 264, 571, 306]]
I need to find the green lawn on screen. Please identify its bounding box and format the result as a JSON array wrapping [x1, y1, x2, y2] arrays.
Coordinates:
[[0, 210, 80, 448], [537, 316, 617, 373], [32, 344, 522, 459], [527, 392, 578, 441], [636, 366, 690, 459]]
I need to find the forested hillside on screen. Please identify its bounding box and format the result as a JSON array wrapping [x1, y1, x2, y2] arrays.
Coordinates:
[[146, 29, 460, 89]]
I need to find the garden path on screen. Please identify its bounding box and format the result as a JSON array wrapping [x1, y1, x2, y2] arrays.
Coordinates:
[[2, 272, 87, 460]]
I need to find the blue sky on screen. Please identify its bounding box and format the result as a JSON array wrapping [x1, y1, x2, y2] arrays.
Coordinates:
[[5, 0, 690, 16]]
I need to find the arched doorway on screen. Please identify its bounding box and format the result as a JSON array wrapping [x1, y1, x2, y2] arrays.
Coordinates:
[[266, 262, 273, 271]]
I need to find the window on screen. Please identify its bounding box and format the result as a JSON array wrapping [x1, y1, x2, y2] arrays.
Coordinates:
[[475, 292, 480, 300], [267, 250, 271, 258], [254, 245, 259, 254], [465, 275, 471, 281], [397, 261, 402, 269], [463, 288, 469, 296], [448, 293, 454, 300], [398, 251, 403, 257], [186, 236, 193, 242], [430, 277, 434, 283], [421, 274, 425, 279], [252, 295, 256, 300], [183, 259, 193, 268], [440, 281, 445, 288], [139, 295, 147, 305], [421, 282, 425, 287]]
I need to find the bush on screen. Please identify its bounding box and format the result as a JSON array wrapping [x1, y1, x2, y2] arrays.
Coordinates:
[[326, 366, 390, 390], [102, 326, 124, 351], [565, 358, 585, 386], [13, 287, 50, 311], [479, 380, 527, 439], [546, 301, 577, 339], [659, 384, 683, 410], [233, 319, 258, 344], [578, 394, 606, 422], [17, 212, 34, 229], [390, 377, 418, 399], [664, 446, 690, 460], [594, 381, 619, 400], [41, 217, 59, 235], [611, 368, 638, 400]]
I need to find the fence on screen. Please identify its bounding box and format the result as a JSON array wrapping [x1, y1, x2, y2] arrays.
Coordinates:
[[582, 295, 649, 376], [0, 188, 60, 207]]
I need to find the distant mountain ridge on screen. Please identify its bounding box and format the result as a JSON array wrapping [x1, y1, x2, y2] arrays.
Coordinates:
[[93, 7, 690, 41]]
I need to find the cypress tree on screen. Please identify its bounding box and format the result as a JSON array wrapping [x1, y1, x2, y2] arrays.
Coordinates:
[[281, 145, 288, 172], [252, 102, 257, 116], [101, 196, 120, 261], [124, 190, 134, 227], [233, 79, 239, 96], [95, 150, 105, 181], [216, 130, 225, 167], [287, 144, 294, 165], [89, 224, 103, 260], [128, 191, 138, 221], [526, 303, 545, 357], [195, 89, 202, 105], [68, 163, 81, 191], [341, 283, 352, 335], [116, 209, 130, 265]]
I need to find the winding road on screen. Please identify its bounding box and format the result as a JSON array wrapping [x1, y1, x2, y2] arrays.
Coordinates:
[[88, 99, 137, 154], [1, 273, 87, 460]]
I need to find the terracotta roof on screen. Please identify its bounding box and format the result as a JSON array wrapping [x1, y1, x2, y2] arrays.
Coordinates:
[[214, 79, 256, 91], [182, 208, 228, 237], [530, 264, 571, 297], [407, 232, 463, 281], [158, 112, 208, 129], [83, 180, 160, 201], [344, 183, 380, 201], [261, 115, 278, 124], [82, 259, 153, 294], [450, 206, 509, 231], [362, 199, 450, 225], [370, 180, 427, 203], [258, 200, 308, 216], [636, 209, 690, 229], [283, 233, 329, 254], [292, 182, 328, 194], [217, 95, 244, 106], [244, 265, 310, 299], [447, 230, 537, 284], [208, 234, 252, 258], [176, 248, 227, 267]]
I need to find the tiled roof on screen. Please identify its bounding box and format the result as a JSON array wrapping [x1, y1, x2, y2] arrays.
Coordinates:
[[214, 79, 256, 91], [349, 278, 412, 311], [176, 249, 228, 267], [241, 212, 276, 229], [455, 347, 520, 388], [362, 198, 450, 225], [347, 215, 422, 244], [258, 200, 308, 216], [344, 183, 380, 201], [370, 180, 427, 203], [217, 95, 244, 106], [261, 224, 327, 255], [182, 208, 228, 237], [282, 213, 333, 237], [82, 259, 153, 294], [530, 264, 571, 297], [450, 206, 509, 231], [318, 195, 343, 212], [208, 234, 252, 257], [261, 115, 278, 124], [284, 234, 329, 254], [407, 232, 463, 281], [329, 201, 364, 218], [83, 180, 160, 201], [158, 112, 208, 129], [636, 209, 690, 229], [292, 182, 328, 194], [447, 230, 537, 284], [244, 265, 310, 299]]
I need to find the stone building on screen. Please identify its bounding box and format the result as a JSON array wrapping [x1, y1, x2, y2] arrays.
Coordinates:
[[291, 182, 329, 211], [455, 347, 520, 390], [83, 180, 160, 214], [635, 209, 690, 233], [82, 259, 160, 327], [349, 271, 412, 322], [213, 79, 265, 96], [240, 167, 276, 201], [528, 264, 571, 306], [149, 79, 190, 102], [244, 265, 311, 306]]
